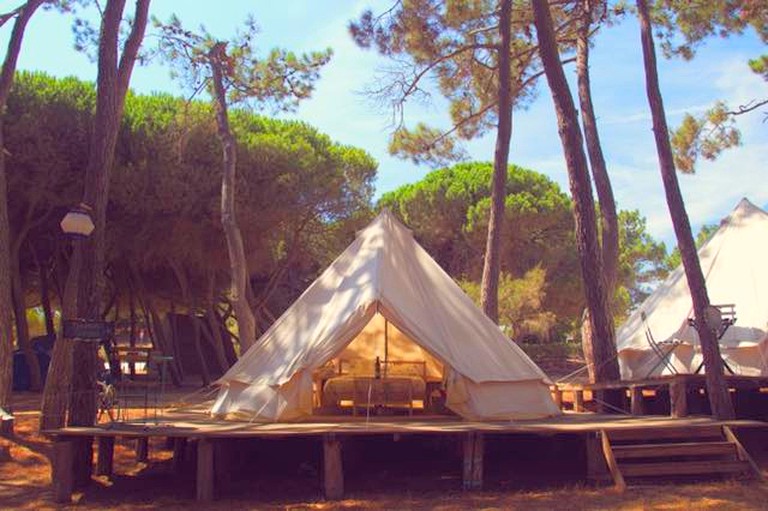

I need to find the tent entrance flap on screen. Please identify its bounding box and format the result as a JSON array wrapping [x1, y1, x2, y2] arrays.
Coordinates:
[[331, 311, 444, 381]]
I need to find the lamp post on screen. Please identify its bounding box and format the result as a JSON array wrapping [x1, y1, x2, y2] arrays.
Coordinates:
[[60, 202, 113, 340], [59, 202, 106, 484]]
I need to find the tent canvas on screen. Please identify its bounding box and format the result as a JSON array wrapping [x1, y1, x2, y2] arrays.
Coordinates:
[[211, 210, 560, 421], [616, 198, 768, 379]]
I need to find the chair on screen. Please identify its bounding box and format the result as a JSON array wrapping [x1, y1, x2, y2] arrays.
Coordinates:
[[692, 304, 737, 375], [642, 311, 682, 377]]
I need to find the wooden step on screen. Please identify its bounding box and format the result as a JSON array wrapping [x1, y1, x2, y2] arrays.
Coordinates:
[[620, 460, 750, 478], [607, 426, 723, 443], [613, 441, 736, 460]]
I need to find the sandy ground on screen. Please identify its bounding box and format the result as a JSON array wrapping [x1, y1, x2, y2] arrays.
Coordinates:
[[1, 392, 768, 510]]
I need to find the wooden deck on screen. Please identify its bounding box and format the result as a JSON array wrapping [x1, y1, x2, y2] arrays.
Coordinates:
[[46, 405, 768, 504], [46, 408, 768, 439], [553, 374, 768, 416]]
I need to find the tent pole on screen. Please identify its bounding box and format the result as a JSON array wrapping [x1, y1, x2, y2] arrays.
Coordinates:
[[384, 317, 389, 378]]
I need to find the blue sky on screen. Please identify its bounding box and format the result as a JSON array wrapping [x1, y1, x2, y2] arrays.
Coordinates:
[[4, 0, 767, 247]]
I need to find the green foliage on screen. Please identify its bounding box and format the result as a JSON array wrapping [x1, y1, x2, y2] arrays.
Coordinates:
[[380, 161, 575, 333], [461, 266, 557, 342], [153, 14, 332, 112], [651, 0, 767, 61], [614, 210, 669, 321], [350, 0, 541, 165], [749, 54, 768, 80], [671, 102, 741, 174], [655, 0, 767, 172], [380, 162, 670, 335], [5, 71, 376, 312]]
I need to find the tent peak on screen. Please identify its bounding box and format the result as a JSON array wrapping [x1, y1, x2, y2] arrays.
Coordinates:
[[725, 197, 767, 226], [357, 208, 414, 238], [733, 197, 763, 215]]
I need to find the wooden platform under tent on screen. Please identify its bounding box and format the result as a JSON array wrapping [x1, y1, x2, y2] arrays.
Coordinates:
[[552, 374, 768, 418], [46, 399, 768, 503]]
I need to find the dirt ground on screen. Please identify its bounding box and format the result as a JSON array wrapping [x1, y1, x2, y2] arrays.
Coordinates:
[[2, 393, 768, 511]]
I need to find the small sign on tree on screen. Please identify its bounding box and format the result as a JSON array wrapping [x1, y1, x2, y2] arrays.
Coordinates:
[[62, 319, 114, 340]]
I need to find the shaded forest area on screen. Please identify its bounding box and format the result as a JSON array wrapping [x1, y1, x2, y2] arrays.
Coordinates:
[[5, 72, 672, 386]]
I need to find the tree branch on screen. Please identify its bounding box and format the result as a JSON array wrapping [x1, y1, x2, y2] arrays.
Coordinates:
[[0, 4, 24, 29], [726, 98, 768, 117], [116, 0, 150, 101], [0, 0, 44, 104]]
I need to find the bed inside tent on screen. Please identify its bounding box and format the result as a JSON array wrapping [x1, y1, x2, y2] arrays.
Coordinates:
[[315, 312, 445, 415]]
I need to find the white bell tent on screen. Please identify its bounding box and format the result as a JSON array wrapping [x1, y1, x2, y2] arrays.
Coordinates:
[[616, 198, 768, 379], [211, 210, 560, 421]]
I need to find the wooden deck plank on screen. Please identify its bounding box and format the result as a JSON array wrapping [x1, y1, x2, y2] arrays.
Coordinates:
[[43, 412, 768, 441], [620, 460, 748, 477], [612, 441, 735, 459], [606, 425, 724, 442], [556, 375, 768, 392]]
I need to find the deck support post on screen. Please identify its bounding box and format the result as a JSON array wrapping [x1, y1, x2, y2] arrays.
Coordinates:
[[96, 436, 115, 477], [574, 390, 585, 412], [173, 437, 188, 474], [0, 408, 14, 438], [196, 438, 215, 502], [670, 378, 688, 418], [136, 437, 149, 462], [323, 433, 344, 500], [52, 437, 75, 503], [462, 431, 484, 490], [585, 431, 610, 484], [553, 387, 563, 410], [214, 439, 233, 493], [630, 386, 644, 416]]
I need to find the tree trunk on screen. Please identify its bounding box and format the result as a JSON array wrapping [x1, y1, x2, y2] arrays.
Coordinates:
[[204, 272, 231, 373], [11, 260, 42, 390], [190, 315, 211, 386], [41, 0, 150, 434], [205, 309, 230, 373], [213, 307, 238, 365], [636, 0, 733, 419], [576, 1, 620, 383], [532, 0, 619, 383], [128, 282, 136, 377], [0, 127, 12, 410], [170, 262, 210, 385], [39, 259, 56, 337], [479, 0, 513, 324], [145, 304, 182, 386], [209, 43, 258, 352], [0, 0, 45, 411]]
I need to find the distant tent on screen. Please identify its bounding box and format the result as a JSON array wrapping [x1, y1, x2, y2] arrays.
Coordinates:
[[211, 210, 559, 421], [617, 198, 768, 379]]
